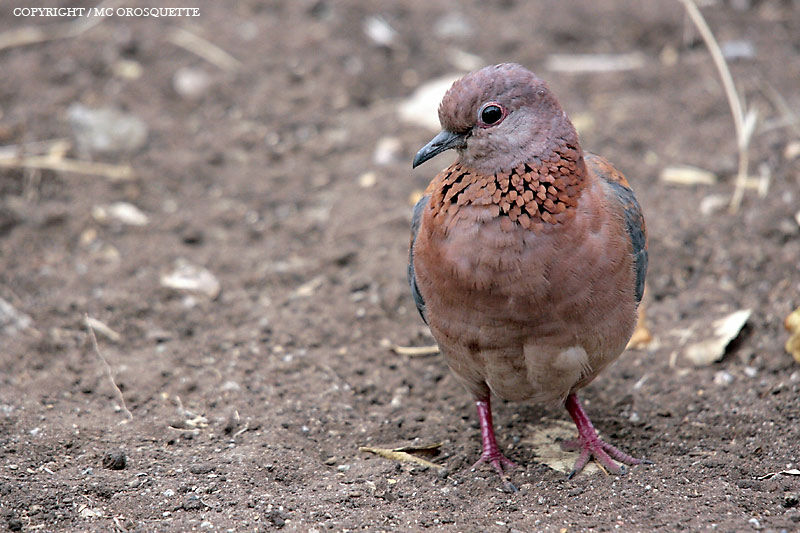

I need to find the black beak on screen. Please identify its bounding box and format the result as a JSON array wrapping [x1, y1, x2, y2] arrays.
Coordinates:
[[412, 130, 467, 168]]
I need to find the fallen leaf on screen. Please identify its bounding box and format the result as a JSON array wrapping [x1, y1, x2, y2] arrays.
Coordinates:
[[660, 165, 718, 185], [398, 74, 463, 131], [627, 300, 652, 350], [685, 309, 751, 366], [520, 419, 600, 475], [359, 444, 445, 470]]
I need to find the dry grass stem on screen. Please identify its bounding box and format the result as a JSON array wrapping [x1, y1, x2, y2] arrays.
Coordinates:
[[0, 153, 134, 181], [168, 27, 241, 71], [85, 314, 133, 420], [679, 0, 757, 213]]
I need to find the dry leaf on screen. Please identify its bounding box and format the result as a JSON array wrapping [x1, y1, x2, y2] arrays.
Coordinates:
[[519, 418, 600, 475], [398, 75, 463, 130], [627, 301, 652, 349], [784, 307, 800, 364], [685, 309, 751, 366], [359, 444, 445, 470]]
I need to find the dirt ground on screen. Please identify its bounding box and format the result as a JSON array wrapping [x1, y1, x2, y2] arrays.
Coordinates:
[[1, 1, 800, 531]]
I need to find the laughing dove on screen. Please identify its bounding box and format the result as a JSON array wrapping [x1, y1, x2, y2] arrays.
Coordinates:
[[408, 63, 649, 482]]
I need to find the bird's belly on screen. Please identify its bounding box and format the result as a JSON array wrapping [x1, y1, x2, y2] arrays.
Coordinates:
[[415, 207, 637, 402]]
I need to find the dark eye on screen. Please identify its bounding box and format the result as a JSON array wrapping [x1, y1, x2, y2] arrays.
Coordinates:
[[478, 103, 505, 127]]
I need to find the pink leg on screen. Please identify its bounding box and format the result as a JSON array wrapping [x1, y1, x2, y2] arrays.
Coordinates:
[[562, 393, 650, 479], [471, 397, 517, 477]]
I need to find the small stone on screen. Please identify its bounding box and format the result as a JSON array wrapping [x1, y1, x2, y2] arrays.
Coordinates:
[[183, 495, 204, 511], [358, 171, 377, 188], [268, 509, 286, 528], [7, 518, 22, 532], [713, 370, 734, 386], [0, 298, 32, 336], [92, 202, 149, 226], [68, 104, 148, 155], [373, 137, 402, 166], [160, 260, 221, 299], [102, 450, 127, 470], [720, 40, 755, 61], [433, 12, 474, 39], [189, 462, 215, 475], [363, 15, 396, 47], [173, 67, 211, 100], [784, 493, 799, 508]]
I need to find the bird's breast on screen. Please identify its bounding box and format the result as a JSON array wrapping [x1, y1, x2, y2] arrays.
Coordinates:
[[413, 167, 638, 401]]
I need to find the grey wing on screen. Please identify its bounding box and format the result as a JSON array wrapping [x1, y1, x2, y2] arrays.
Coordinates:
[[605, 181, 648, 305], [408, 195, 429, 324]]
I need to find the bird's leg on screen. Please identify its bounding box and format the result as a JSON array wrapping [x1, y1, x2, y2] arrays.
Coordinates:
[[471, 396, 517, 476], [562, 392, 650, 479]]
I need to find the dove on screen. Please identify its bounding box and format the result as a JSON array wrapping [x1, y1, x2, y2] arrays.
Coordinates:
[[408, 63, 649, 482]]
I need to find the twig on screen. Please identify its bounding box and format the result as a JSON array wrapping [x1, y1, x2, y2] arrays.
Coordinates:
[[85, 314, 133, 420], [0, 154, 134, 181], [678, 0, 756, 213], [391, 345, 440, 357], [168, 27, 241, 71]]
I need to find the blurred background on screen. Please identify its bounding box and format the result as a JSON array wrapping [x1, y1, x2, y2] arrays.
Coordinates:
[[1, 1, 799, 531]]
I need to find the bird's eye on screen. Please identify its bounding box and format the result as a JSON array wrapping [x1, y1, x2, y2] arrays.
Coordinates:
[[478, 102, 506, 127]]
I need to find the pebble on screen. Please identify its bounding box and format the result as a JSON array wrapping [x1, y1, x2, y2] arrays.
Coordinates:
[[713, 370, 734, 386], [68, 103, 148, 155], [363, 16, 396, 47], [189, 462, 216, 475], [160, 260, 221, 299], [183, 494, 204, 511], [720, 40, 755, 61], [173, 67, 211, 100], [433, 12, 474, 39], [0, 297, 33, 336], [102, 449, 127, 470], [92, 202, 149, 226], [373, 136, 402, 166]]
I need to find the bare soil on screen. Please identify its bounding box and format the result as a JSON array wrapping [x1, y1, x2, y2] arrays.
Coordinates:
[[1, 1, 800, 531]]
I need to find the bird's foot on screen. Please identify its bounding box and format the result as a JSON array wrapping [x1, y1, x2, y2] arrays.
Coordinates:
[[472, 397, 518, 491], [563, 393, 651, 479], [471, 448, 517, 476], [560, 436, 649, 479]]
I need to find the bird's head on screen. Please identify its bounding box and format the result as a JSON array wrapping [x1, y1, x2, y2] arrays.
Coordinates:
[[412, 63, 579, 174]]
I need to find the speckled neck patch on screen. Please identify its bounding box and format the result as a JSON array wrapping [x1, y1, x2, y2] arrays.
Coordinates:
[[433, 145, 586, 228]]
